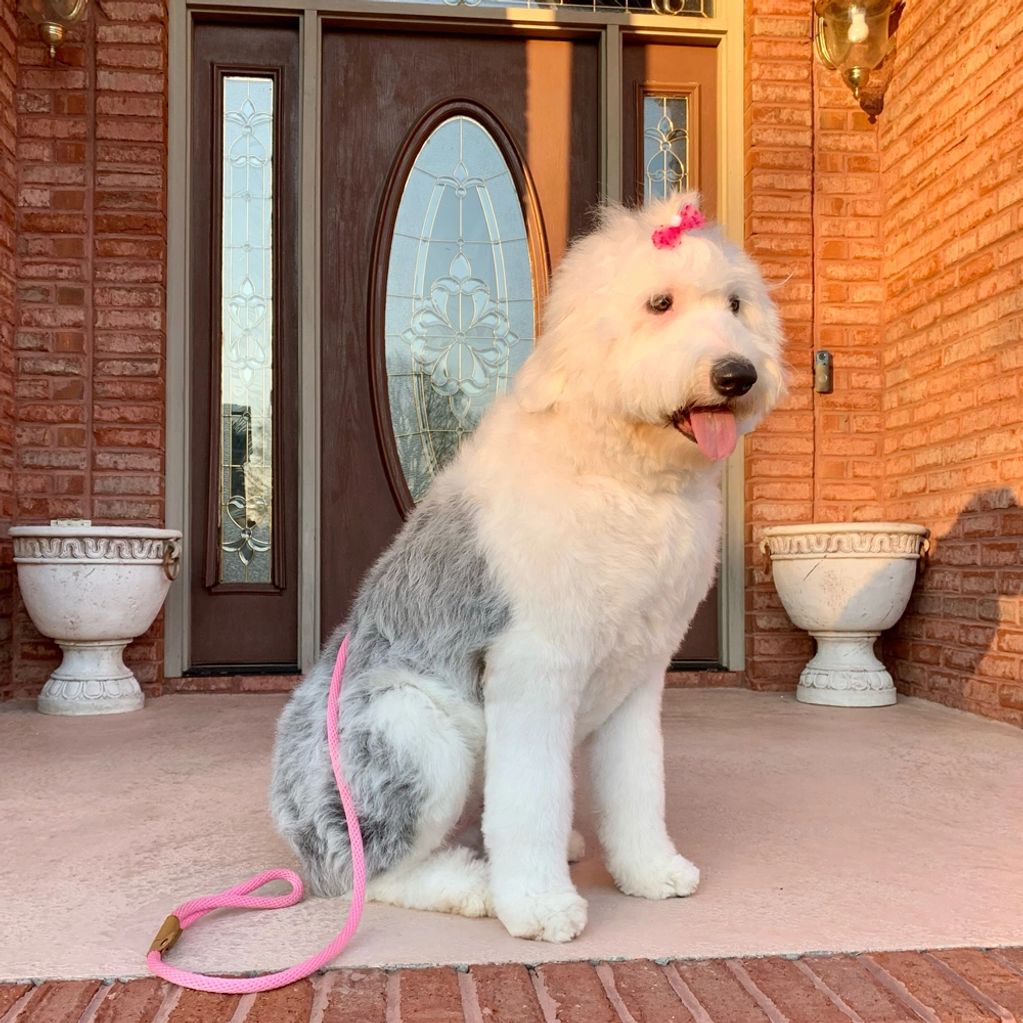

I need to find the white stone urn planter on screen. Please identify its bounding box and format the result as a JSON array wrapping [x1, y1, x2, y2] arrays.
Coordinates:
[[10, 524, 182, 715], [759, 523, 929, 707]]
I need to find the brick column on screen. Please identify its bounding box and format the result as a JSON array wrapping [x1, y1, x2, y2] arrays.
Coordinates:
[[7, 0, 168, 700], [0, 2, 17, 696], [744, 2, 884, 692], [744, 0, 815, 689]]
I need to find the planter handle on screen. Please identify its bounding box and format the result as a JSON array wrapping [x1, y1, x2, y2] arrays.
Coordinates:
[[162, 538, 181, 582], [917, 536, 931, 575], [758, 537, 772, 580]]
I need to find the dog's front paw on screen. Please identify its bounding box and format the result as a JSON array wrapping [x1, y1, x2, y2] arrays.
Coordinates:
[[613, 854, 700, 900], [495, 888, 588, 942]]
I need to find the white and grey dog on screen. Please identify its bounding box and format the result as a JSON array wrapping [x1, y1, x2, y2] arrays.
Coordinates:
[[271, 195, 785, 943]]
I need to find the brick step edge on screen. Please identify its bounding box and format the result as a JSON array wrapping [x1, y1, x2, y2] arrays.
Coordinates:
[[3, 949, 1023, 1023]]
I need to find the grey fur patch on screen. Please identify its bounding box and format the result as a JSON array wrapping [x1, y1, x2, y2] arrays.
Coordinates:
[[270, 491, 510, 895]]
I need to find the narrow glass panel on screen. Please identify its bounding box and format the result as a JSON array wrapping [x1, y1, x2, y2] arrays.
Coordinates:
[[643, 94, 689, 205], [219, 75, 274, 583], [385, 116, 536, 503]]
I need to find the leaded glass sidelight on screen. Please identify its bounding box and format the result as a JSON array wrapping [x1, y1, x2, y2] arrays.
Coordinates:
[[384, 116, 536, 503], [219, 75, 274, 583], [643, 95, 690, 204]]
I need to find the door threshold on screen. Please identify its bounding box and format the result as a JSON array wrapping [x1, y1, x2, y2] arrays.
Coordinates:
[[165, 674, 302, 694], [666, 669, 745, 688], [163, 670, 744, 696]]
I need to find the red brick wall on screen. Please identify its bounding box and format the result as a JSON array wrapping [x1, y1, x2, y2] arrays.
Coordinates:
[[879, 0, 1023, 726], [744, 0, 814, 689], [745, 0, 1023, 727], [809, 59, 885, 524], [2, 0, 167, 700], [2, 1, 1019, 722], [0, 1, 17, 691], [744, 1, 884, 691]]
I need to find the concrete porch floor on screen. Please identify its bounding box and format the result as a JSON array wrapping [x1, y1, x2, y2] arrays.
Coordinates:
[[1, 689, 1022, 984]]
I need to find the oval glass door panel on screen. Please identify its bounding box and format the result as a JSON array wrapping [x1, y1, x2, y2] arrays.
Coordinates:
[[385, 115, 537, 503]]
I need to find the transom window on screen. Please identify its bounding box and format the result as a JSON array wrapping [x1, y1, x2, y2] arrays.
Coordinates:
[[381, 0, 712, 13]]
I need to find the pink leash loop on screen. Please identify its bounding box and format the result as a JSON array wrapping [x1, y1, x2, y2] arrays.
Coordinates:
[[146, 634, 366, 993]]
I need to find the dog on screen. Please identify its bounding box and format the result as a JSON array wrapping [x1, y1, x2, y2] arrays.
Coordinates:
[[270, 195, 786, 942]]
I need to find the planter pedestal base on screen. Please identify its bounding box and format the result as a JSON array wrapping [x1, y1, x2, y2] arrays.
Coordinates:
[[796, 631, 897, 708], [38, 640, 144, 716]]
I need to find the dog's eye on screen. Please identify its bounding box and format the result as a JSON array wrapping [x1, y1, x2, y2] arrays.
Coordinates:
[[647, 293, 673, 314], [728, 294, 742, 315]]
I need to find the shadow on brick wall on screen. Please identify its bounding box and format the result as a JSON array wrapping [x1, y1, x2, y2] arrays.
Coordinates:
[[884, 487, 1023, 726]]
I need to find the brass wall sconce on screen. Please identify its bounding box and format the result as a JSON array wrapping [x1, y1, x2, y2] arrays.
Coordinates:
[[21, 0, 89, 60], [814, 0, 905, 122]]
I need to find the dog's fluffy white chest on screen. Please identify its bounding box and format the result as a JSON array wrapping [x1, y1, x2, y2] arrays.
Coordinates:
[[466, 446, 723, 734], [571, 482, 722, 737]]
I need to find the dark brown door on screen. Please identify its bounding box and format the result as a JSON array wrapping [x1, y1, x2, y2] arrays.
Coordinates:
[[184, 23, 724, 670], [188, 20, 301, 672], [624, 38, 721, 665], [318, 28, 601, 641]]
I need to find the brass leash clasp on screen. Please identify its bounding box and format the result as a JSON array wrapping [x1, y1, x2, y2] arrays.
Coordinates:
[[149, 914, 182, 954]]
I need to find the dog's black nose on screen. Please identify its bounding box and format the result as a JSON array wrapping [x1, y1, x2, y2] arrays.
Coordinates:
[[711, 356, 757, 398]]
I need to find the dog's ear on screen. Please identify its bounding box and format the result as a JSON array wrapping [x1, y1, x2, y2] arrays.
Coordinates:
[[514, 341, 567, 413]]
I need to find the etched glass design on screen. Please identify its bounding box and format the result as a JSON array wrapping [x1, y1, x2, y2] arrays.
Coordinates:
[[219, 75, 274, 584], [643, 95, 689, 204], [385, 116, 536, 503], [380, 0, 711, 13]]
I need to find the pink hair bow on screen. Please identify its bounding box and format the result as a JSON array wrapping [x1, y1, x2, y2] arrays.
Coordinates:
[[652, 203, 706, 249]]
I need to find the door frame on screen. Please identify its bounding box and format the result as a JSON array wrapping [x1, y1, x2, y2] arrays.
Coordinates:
[[165, 0, 747, 677]]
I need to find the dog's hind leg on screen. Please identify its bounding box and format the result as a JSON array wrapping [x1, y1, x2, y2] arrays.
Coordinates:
[[567, 829, 587, 863], [352, 675, 490, 917], [367, 845, 492, 917], [274, 665, 483, 908]]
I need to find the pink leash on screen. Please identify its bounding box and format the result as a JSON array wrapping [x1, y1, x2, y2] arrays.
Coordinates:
[[146, 635, 366, 993]]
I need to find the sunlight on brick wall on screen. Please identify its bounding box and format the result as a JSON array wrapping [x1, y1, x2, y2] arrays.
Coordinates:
[[0, 3, 16, 695], [744, 0, 884, 690], [810, 62, 884, 523], [744, 0, 815, 689], [879, 0, 1023, 726], [743, 1, 1023, 727]]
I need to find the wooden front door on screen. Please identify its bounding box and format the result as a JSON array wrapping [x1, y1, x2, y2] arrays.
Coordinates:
[[318, 28, 602, 641], [183, 17, 725, 672], [318, 30, 722, 663]]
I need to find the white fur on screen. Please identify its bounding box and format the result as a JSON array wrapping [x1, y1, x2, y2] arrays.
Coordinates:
[[418, 198, 786, 938], [335, 196, 785, 938]]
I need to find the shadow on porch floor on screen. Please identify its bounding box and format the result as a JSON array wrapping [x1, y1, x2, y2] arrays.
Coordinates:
[[1, 689, 1021, 986]]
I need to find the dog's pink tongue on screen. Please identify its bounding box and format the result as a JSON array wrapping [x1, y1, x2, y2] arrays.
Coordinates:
[[690, 408, 738, 460]]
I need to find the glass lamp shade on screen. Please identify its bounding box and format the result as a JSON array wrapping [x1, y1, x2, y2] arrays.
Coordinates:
[[815, 0, 894, 93], [20, 0, 88, 57]]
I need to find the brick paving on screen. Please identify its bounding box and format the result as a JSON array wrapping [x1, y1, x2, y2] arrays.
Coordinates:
[[3, 950, 1022, 1023]]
